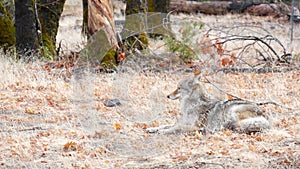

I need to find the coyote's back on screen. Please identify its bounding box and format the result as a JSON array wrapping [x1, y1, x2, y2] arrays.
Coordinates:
[[147, 72, 270, 134]]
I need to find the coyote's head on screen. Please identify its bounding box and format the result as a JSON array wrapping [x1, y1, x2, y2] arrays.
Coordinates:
[[167, 71, 204, 100]]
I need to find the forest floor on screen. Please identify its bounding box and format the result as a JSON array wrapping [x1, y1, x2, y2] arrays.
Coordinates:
[[1, 1, 300, 168], [1, 58, 300, 168]]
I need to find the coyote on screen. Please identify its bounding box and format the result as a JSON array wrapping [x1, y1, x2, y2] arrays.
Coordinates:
[[146, 72, 270, 134]]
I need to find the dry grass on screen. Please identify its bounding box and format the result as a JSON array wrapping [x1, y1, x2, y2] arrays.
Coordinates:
[[1, 11, 300, 168], [0, 52, 299, 168]]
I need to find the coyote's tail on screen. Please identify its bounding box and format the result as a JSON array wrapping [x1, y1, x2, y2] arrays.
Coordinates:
[[238, 116, 270, 133]]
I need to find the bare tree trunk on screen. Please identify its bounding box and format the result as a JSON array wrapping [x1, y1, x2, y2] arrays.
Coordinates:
[[15, 0, 39, 59], [80, 0, 119, 67], [37, 0, 66, 58], [124, 0, 171, 50], [82, 0, 88, 35], [0, 0, 15, 53], [88, 0, 117, 48]]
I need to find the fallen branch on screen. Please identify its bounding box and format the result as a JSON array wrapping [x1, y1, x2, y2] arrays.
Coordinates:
[[218, 66, 300, 74]]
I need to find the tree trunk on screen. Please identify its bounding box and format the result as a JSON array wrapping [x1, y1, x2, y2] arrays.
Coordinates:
[[0, 1, 15, 53], [88, 0, 117, 47], [80, 0, 118, 67], [82, 0, 88, 35], [37, 0, 66, 58], [123, 0, 171, 49], [15, 0, 39, 59]]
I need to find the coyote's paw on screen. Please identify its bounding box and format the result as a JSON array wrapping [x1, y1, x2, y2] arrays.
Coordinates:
[[146, 125, 171, 134]]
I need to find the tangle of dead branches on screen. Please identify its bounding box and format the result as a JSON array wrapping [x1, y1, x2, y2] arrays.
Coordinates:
[[202, 25, 293, 71]]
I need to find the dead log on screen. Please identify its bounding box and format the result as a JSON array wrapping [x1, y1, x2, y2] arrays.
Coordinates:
[[170, 0, 231, 14], [245, 2, 290, 17], [170, 0, 293, 18]]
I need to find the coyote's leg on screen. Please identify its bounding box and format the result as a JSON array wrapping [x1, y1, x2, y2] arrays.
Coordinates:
[[158, 123, 198, 134], [146, 113, 200, 134], [146, 125, 173, 133], [146, 124, 198, 134]]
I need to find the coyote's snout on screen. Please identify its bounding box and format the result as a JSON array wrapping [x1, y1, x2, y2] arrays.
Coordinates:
[[147, 72, 270, 134], [167, 89, 180, 100]]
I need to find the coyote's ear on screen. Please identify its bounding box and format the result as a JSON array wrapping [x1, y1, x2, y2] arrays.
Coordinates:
[[193, 70, 201, 83]]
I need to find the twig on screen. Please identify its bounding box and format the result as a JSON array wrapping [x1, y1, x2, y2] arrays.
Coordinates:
[[214, 35, 285, 62], [204, 25, 291, 67], [256, 101, 299, 111], [194, 161, 225, 169], [1, 126, 45, 133], [217, 66, 300, 73], [34, 0, 43, 58], [203, 76, 240, 100], [290, 0, 295, 42], [18, 126, 44, 132]]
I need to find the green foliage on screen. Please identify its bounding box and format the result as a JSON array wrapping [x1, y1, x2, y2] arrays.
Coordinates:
[[123, 32, 149, 51], [0, 1, 15, 52], [147, 0, 170, 13], [164, 21, 204, 62], [101, 48, 118, 69], [147, 0, 155, 12], [37, 32, 54, 60]]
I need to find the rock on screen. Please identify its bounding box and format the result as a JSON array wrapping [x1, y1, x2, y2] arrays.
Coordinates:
[[104, 99, 121, 107]]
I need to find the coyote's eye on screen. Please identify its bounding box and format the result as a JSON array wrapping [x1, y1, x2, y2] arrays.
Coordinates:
[[177, 87, 180, 90]]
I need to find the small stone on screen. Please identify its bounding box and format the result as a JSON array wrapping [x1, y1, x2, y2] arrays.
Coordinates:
[[104, 99, 121, 107]]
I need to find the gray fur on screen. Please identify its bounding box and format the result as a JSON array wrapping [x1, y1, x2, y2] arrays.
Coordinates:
[[146, 74, 270, 134]]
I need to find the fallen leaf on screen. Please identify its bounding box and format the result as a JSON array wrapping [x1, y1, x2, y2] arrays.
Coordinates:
[[206, 150, 214, 155], [222, 129, 232, 136], [39, 132, 50, 137], [176, 154, 189, 161], [134, 123, 147, 129], [117, 53, 126, 62], [248, 143, 257, 152], [43, 65, 51, 71], [221, 57, 233, 67], [271, 150, 283, 156], [25, 108, 38, 115], [220, 149, 229, 155], [255, 136, 264, 141], [227, 95, 234, 100], [283, 158, 292, 164], [63, 141, 81, 152], [98, 147, 107, 154], [113, 123, 122, 131], [231, 143, 243, 149]]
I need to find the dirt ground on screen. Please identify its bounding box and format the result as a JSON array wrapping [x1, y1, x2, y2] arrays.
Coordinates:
[[0, 60, 299, 168]]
